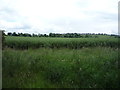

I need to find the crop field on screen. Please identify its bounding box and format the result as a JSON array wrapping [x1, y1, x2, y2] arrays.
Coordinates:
[[2, 36, 120, 88], [4, 36, 119, 49]]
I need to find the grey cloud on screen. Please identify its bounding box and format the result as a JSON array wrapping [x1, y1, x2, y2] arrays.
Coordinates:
[[0, 0, 117, 34], [84, 11, 117, 22], [97, 12, 117, 22], [0, 5, 32, 32], [15, 24, 31, 29], [8, 23, 32, 30], [45, 12, 117, 34], [0, 7, 19, 22]]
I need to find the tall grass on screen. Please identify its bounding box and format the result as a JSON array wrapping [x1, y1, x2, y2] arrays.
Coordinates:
[[5, 36, 119, 49], [3, 47, 119, 88]]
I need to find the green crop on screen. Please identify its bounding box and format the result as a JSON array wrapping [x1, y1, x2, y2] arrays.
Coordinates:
[[2, 36, 119, 88], [4, 36, 119, 49]]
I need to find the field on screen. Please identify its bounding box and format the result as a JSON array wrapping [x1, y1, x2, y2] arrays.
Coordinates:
[[2, 36, 120, 88], [4, 36, 119, 49]]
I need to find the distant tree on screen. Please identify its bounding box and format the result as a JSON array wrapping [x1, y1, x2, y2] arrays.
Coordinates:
[[98, 33, 101, 35], [104, 33, 107, 35], [17, 33, 20, 36], [23, 33, 31, 37], [74, 33, 82, 38], [12, 32, 17, 36], [28, 34, 32, 37], [44, 34, 47, 37], [111, 34, 116, 36], [38, 34, 42, 37], [32, 33, 35, 37], [8, 32, 12, 36], [49, 33, 55, 37], [49, 33, 52, 37], [20, 33, 24, 36], [32, 33, 38, 37]]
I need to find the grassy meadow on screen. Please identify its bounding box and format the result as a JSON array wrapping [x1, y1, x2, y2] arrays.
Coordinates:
[[2, 36, 119, 88]]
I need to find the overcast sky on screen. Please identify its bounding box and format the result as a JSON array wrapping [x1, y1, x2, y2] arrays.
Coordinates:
[[0, 0, 118, 34]]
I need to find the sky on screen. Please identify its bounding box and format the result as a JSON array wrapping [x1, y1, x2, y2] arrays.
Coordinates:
[[0, 0, 119, 34]]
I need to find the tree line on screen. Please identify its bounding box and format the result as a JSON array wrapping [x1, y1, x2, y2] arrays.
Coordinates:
[[6, 32, 106, 37], [2, 31, 120, 38]]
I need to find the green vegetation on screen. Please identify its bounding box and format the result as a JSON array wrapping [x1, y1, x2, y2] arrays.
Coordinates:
[[5, 36, 119, 49], [6, 32, 120, 38], [2, 35, 119, 88], [3, 47, 119, 88]]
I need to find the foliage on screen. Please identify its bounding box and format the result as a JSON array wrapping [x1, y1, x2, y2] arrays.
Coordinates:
[[2, 47, 119, 88], [4, 36, 119, 49], [2, 35, 119, 88], [6, 32, 119, 38]]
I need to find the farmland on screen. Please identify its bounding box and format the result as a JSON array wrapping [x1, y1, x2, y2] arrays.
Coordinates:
[[2, 35, 120, 88], [4, 36, 119, 49]]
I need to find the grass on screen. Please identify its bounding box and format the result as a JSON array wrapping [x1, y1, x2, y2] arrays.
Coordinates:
[[4, 36, 119, 49], [2, 36, 119, 88], [2, 47, 119, 88]]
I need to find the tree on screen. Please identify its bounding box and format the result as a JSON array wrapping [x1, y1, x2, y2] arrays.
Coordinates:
[[43, 34, 48, 37], [32, 33, 38, 37], [8, 32, 12, 36], [49, 33, 55, 37], [12, 32, 17, 36]]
